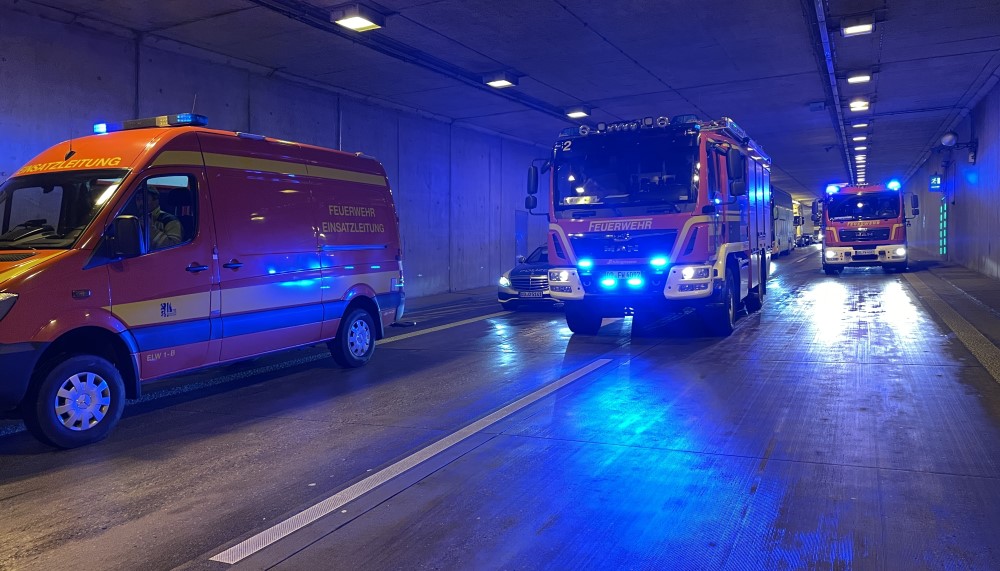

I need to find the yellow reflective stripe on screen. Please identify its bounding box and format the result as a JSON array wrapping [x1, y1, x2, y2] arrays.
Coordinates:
[[149, 150, 386, 187], [105, 292, 210, 327], [306, 164, 386, 187], [202, 153, 308, 176], [150, 151, 205, 168]]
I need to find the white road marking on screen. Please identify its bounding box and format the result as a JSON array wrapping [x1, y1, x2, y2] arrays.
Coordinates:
[[210, 357, 614, 564], [381, 311, 511, 344]]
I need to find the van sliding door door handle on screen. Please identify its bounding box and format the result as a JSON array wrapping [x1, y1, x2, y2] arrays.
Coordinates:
[[222, 259, 243, 270], [186, 263, 209, 273]]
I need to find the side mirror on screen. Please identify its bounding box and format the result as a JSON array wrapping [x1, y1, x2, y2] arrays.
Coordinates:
[[111, 215, 142, 259], [772, 205, 779, 221], [701, 204, 717, 214], [730, 180, 746, 196], [911, 195, 919, 210], [527, 165, 538, 196], [516, 255, 527, 264], [726, 148, 745, 181], [793, 216, 804, 226], [912, 208, 920, 216], [525, 195, 537, 211]]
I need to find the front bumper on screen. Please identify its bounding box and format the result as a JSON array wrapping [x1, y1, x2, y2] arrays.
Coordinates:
[[547, 265, 719, 303], [0, 342, 46, 412], [498, 287, 562, 305], [823, 245, 907, 267]]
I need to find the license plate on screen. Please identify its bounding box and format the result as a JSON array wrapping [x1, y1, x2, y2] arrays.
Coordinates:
[[604, 271, 642, 280], [854, 250, 876, 256], [519, 291, 544, 298]]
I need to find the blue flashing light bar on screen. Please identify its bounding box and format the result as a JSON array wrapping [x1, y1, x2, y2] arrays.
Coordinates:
[[887, 179, 902, 191], [650, 256, 668, 268], [627, 277, 643, 287], [578, 259, 594, 269], [826, 184, 840, 195], [600, 277, 617, 288], [93, 113, 209, 135]]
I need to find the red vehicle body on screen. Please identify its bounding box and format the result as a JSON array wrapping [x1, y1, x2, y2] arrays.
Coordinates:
[[0, 114, 404, 447], [526, 116, 772, 336], [815, 182, 918, 275]]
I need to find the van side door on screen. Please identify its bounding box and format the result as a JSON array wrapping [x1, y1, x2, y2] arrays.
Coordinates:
[[104, 169, 218, 380], [199, 134, 323, 361]]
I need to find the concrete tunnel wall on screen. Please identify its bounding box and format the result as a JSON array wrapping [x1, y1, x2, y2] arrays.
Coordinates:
[[905, 79, 1000, 279], [0, 6, 552, 298]]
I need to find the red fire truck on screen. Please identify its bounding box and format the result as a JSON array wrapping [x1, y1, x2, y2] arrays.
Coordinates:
[[812, 180, 919, 275], [526, 116, 772, 336]]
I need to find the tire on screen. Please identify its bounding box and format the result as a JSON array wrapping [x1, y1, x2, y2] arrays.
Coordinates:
[[823, 264, 841, 276], [703, 269, 736, 336], [565, 302, 603, 335], [745, 285, 763, 313], [329, 307, 376, 368], [22, 355, 126, 449]]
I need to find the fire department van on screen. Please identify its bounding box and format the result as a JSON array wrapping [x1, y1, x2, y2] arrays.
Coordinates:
[[0, 114, 405, 448]]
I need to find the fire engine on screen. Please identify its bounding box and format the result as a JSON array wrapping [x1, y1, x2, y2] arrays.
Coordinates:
[[812, 180, 919, 275], [526, 115, 772, 336]]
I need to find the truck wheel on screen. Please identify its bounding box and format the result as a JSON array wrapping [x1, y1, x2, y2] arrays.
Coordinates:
[[703, 270, 736, 336], [22, 355, 126, 449], [823, 264, 841, 276], [565, 302, 602, 335], [329, 308, 376, 368], [745, 285, 763, 313]]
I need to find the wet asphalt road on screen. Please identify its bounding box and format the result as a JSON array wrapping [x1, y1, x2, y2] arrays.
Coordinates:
[[3, 244, 1000, 570]]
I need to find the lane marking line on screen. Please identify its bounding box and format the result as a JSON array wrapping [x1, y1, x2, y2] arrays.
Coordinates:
[[210, 357, 613, 564], [903, 272, 1000, 382], [380, 311, 511, 344]]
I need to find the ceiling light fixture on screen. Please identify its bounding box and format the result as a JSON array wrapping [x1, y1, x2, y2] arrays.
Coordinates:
[[841, 15, 875, 37], [849, 99, 870, 111], [852, 135, 867, 142], [847, 71, 872, 84], [331, 3, 385, 32], [565, 105, 591, 119], [855, 146, 867, 151], [483, 71, 518, 89], [852, 121, 870, 129]]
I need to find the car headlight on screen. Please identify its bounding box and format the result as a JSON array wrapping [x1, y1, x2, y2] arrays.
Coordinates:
[[498, 276, 512, 288], [548, 269, 571, 282], [825, 250, 837, 259], [680, 267, 710, 280], [894, 247, 906, 257], [0, 293, 17, 321]]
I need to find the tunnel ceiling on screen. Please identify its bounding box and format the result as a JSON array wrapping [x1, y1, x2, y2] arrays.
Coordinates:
[[18, 0, 1000, 202]]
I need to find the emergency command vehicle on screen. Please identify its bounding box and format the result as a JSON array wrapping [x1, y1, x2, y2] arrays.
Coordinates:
[[0, 113, 405, 448]]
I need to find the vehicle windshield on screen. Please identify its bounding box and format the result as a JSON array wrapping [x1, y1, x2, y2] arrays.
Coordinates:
[[552, 131, 699, 219], [525, 246, 548, 264], [0, 170, 128, 250], [827, 191, 901, 221]]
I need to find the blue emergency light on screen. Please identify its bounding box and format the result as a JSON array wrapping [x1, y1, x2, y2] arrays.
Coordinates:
[[887, 179, 902, 191], [825, 184, 840, 195], [92, 113, 209, 135], [650, 256, 668, 268]]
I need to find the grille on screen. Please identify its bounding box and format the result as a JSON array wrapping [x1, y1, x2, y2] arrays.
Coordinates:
[[839, 229, 890, 242], [512, 275, 547, 291], [570, 230, 679, 259], [0, 253, 34, 262]]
